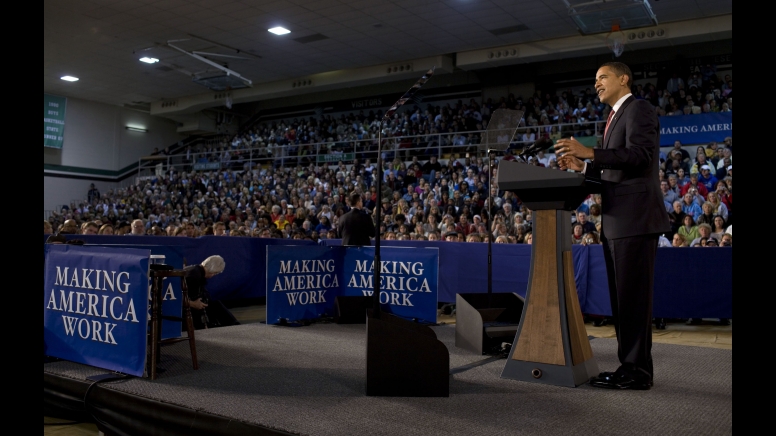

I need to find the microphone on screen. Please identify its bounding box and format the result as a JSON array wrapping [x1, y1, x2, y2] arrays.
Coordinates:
[[519, 137, 553, 157]]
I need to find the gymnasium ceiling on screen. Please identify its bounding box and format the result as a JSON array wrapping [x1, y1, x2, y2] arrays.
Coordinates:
[[44, 0, 732, 111]]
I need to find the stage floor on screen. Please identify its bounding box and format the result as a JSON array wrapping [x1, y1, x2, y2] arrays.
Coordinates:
[[44, 321, 732, 436]]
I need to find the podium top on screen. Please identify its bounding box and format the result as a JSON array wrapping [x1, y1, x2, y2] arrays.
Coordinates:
[[496, 160, 600, 211]]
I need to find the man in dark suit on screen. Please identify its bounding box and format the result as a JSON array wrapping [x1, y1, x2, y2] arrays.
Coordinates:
[[555, 62, 671, 390], [337, 192, 375, 246]]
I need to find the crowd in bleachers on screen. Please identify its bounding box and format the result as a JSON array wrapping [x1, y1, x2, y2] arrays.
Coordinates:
[[45, 68, 732, 249]]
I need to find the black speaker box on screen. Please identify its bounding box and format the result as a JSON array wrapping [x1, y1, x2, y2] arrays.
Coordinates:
[[334, 296, 372, 324]]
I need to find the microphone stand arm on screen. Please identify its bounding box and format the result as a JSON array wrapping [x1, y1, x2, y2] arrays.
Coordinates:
[[486, 148, 494, 308]]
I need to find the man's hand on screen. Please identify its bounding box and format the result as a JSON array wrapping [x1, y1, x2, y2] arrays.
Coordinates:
[[558, 155, 585, 172], [189, 298, 208, 310], [554, 136, 594, 160]]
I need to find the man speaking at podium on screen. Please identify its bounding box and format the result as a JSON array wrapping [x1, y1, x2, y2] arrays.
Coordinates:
[[555, 62, 670, 390]]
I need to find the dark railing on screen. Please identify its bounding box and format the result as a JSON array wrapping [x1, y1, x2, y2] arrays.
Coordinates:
[[133, 119, 605, 180]]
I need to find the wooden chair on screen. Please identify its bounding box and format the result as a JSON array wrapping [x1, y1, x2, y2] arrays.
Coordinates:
[[148, 263, 198, 380]]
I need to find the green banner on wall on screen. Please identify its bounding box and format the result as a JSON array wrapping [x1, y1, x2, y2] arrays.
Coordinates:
[[44, 94, 67, 149], [317, 152, 354, 163]]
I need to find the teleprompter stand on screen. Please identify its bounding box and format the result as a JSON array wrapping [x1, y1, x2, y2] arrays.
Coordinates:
[[455, 293, 524, 355], [496, 160, 600, 387], [455, 109, 525, 356]]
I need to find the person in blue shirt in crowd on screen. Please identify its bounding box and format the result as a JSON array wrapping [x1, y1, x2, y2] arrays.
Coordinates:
[[697, 164, 718, 192], [314, 215, 333, 234], [680, 193, 703, 219]]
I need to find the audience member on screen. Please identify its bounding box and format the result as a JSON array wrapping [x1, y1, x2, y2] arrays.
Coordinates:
[[44, 89, 732, 326]]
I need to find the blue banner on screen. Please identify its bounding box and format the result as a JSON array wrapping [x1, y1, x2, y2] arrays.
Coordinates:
[[266, 246, 440, 324], [44, 245, 150, 376], [44, 236, 731, 318], [147, 247, 184, 340], [659, 112, 732, 146], [342, 247, 439, 323], [78, 244, 184, 340], [266, 246, 341, 324], [45, 234, 317, 301]]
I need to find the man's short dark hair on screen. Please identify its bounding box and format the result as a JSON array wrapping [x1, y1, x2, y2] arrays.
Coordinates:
[[46, 233, 68, 244], [600, 61, 633, 88], [348, 192, 362, 207], [395, 214, 406, 222]]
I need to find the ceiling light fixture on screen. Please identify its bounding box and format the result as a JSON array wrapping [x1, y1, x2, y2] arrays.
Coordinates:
[[139, 57, 160, 64], [125, 126, 148, 132], [60, 76, 79, 82], [268, 27, 291, 35]]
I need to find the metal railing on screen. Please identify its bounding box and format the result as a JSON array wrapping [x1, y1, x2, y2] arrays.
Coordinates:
[[133, 119, 606, 181]]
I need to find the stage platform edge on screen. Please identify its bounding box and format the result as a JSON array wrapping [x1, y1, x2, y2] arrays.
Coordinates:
[[44, 371, 294, 436]]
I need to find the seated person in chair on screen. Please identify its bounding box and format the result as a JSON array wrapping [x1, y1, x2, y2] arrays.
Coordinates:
[[184, 255, 239, 330]]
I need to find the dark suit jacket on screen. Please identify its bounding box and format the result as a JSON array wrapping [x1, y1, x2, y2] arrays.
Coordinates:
[[337, 208, 375, 246], [584, 96, 671, 239]]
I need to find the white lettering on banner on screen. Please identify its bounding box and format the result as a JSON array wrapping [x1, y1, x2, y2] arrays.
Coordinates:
[[82, 269, 94, 289], [60, 316, 118, 345], [271, 274, 339, 291], [47, 289, 139, 322], [347, 259, 430, 308], [286, 290, 327, 306], [661, 121, 732, 136], [47, 285, 140, 346], [163, 282, 176, 300], [54, 267, 127, 293], [660, 126, 697, 134], [359, 290, 414, 306], [272, 258, 340, 307], [278, 259, 336, 274], [699, 123, 733, 132], [346, 274, 430, 293], [354, 260, 424, 275]]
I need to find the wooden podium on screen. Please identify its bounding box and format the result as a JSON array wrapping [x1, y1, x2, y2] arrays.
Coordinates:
[[496, 160, 600, 387]]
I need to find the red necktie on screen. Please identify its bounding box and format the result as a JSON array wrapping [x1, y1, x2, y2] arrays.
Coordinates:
[[603, 110, 615, 139]]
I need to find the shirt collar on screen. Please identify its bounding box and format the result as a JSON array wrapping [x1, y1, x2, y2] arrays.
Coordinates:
[[611, 93, 633, 113]]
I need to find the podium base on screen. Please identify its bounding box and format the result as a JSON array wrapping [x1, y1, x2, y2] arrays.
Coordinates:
[[366, 311, 449, 397], [501, 355, 599, 387]]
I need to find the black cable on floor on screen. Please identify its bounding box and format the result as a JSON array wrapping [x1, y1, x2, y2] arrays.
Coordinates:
[[449, 355, 505, 375], [44, 373, 132, 426], [449, 342, 512, 375], [80, 373, 134, 426]]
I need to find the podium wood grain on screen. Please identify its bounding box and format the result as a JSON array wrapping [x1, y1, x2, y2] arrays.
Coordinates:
[[563, 251, 594, 365], [512, 210, 565, 366]]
